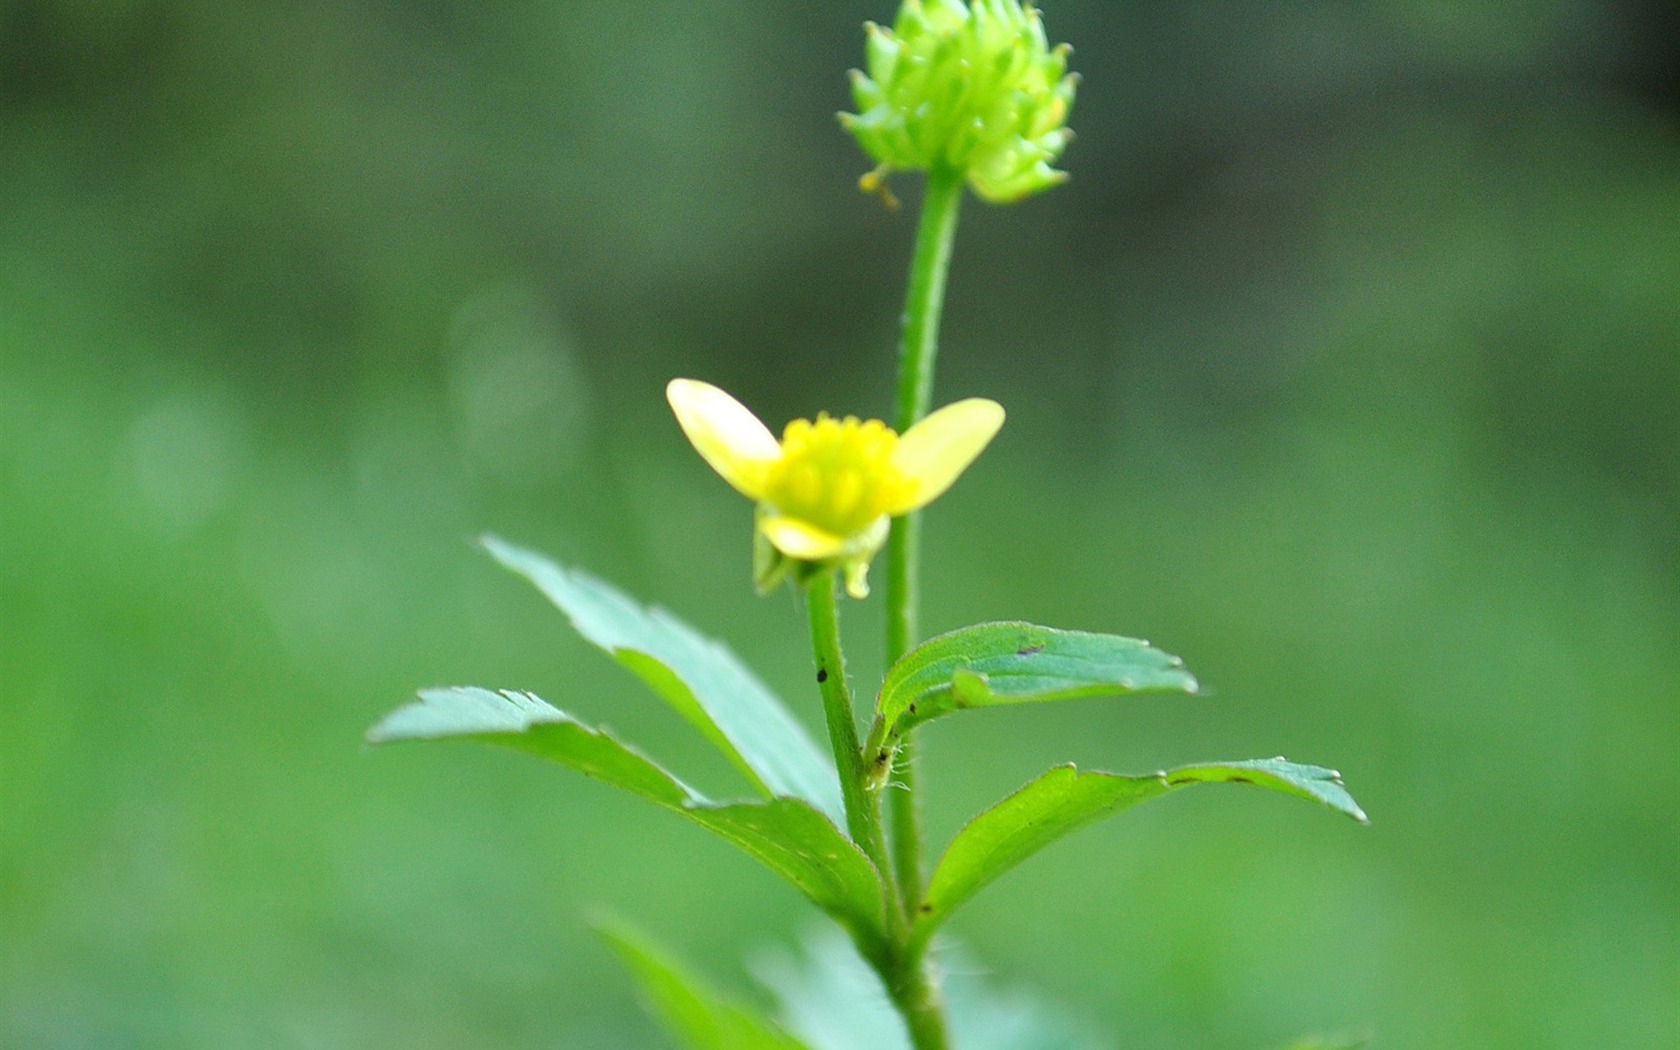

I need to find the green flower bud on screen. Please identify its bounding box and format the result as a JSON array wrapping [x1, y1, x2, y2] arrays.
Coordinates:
[[840, 0, 1078, 204]]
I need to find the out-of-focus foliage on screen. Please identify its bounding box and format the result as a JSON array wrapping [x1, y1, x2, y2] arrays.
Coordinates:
[[2, 1, 1675, 1047], [603, 924, 811, 1050]]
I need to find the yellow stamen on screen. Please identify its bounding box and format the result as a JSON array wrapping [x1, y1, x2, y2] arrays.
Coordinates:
[[763, 414, 912, 540]]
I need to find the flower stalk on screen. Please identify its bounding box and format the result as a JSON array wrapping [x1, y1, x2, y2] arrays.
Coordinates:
[[884, 162, 966, 908], [806, 569, 950, 1050], [804, 570, 897, 911]]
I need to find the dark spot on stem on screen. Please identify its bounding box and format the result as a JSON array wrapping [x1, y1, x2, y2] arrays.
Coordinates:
[[1017, 643, 1046, 656], [919, 903, 932, 913], [816, 668, 828, 683], [1228, 776, 1254, 785], [907, 703, 917, 714]]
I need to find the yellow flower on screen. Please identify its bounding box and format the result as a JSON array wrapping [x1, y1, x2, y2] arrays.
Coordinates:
[[667, 379, 1005, 598]]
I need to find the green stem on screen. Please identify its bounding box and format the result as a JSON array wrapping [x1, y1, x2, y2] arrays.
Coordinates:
[[886, 734, 922, 903], [807, 571, 948, 1050], [805, 572, 900, 925], [891, 163, 966, 435], [886, 163, 965, 908], [891, 957, 952, 1050]]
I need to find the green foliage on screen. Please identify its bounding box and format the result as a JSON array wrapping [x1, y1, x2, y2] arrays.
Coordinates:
[[368, 687, 888, 952], [368, 686, 696, 805], [599, 924, 810, 1050], [681, 801, 886, 959], [367, 555, 1365, 1044], [867, 622, 1199, 774], [482, 535, 845, 822], [914, 760, 1367, 945]]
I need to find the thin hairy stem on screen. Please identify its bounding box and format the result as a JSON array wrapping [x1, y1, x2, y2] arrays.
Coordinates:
[[885, 163, 964, 909], [805, 572, 901, 926], [807, 571, 948, 1049]]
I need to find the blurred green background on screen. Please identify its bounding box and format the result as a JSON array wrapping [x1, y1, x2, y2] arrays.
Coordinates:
[[3, 1, 1676, 1046]]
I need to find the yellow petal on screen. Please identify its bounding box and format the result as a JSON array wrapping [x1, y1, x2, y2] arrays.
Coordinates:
[[886, 397, 1005, 513], [759, 516, 849, 561], [666, 379, 780, 500]]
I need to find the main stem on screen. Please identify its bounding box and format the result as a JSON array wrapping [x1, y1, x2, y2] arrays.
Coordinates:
[[805, 570, 950, 1050], [885, 164, 965, 905]]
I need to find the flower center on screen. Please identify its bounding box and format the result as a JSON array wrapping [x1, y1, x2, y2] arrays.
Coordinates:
[[764, 414, 910, 538]]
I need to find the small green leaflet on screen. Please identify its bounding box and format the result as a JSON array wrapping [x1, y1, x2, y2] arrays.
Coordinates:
[[368, 687, 886, 951], [481, 535, 844, 824], [599, 923, 811, 1050], [867, 622, 1198, 766], [913, 758, 1367, 947]]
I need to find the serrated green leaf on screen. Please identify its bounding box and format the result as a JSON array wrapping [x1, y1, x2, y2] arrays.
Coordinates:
[[599, 923, 811, 1050], [368, 686, 697, 805], [368, 687, 886, 951], [481, 534, 844, 824], [684, 798, 889, 956], [868, 623, 1198, 761], [915, 758, 1367, 945]]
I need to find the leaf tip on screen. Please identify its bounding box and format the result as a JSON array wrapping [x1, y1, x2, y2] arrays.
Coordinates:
[[363, 702, 416, 746]]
